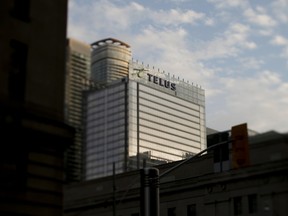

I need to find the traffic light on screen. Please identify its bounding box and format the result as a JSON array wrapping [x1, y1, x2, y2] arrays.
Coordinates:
[[231, 123, 250, 169]]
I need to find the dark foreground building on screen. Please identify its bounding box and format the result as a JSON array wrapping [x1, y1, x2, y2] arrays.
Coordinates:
[[64, 131, 288, 216], [0, 0, 74, 215]]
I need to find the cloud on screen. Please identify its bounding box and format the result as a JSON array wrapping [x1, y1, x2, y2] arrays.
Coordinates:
[[68, 0, 147, 42], [207, 71, 288, 132], [244, 7, 277, 27], [258, 29, 274, 37], [192, 23, 256, 61], [271, 35, 288, 59], [271, 35, 288, 46], [132, 25, 188, 63], [208, 0, 249, 9], [131, 21, 258, 91], [204, 18, 215, 26], [169, 0, 190, 3], [238, 57, 264, 70], [272, 0, 288, 23], [91, 1, 145, 29], [68, 0, 207, 43], [151, 9, 205, 26], [133, 26, 187, 49]]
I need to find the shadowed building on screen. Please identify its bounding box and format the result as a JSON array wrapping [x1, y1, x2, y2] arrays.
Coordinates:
[[65, 131, 288, 216], [0, 0, 74, 215]]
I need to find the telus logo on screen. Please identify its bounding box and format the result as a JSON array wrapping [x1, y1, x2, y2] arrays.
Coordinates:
[[147, 73, 176, 91]]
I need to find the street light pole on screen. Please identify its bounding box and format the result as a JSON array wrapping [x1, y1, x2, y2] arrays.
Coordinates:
[[140, 167, 159, 216]]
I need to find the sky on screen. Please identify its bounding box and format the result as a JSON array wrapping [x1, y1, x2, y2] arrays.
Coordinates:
[[68, 0, 288, 133]]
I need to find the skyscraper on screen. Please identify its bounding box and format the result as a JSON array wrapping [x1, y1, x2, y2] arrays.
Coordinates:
[[91, 38, 131, 86], [84, 38, 206, 180], [65, 38, 91, 182]]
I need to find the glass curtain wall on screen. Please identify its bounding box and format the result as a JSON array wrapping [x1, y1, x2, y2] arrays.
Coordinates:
[[85, 81, 127, 180], [128, 81, 204, 169], [85, 78, 206, 179]]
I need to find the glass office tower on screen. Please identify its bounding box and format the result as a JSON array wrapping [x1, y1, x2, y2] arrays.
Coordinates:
[[85, 61, 206, 180], [90, 38, 131, 86]]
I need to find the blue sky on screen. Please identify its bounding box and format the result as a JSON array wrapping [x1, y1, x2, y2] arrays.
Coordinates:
[[68, 0, 288, 133]]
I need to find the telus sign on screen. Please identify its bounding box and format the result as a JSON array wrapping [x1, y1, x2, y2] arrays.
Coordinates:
[[147, 73, 176, 91]]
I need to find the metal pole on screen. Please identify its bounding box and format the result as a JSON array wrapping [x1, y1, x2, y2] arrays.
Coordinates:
[[140, 167, 159, 216]]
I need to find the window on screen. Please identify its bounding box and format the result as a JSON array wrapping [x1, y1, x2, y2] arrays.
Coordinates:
[[10, 0, 30, 22], [248, 194, 257, 214], [187, 204, 196, 216], [9, 40, 28, 101], [168, 207, 176, 216], [233, 197, 242, 215]]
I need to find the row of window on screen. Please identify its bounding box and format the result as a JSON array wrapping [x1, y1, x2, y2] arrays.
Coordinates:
[[71, 62, 89, 71], [71, 66, 90, 75], [86, 119, 126, 135], [87, 107, 126, 120], [139, 100, 200, 123], [86, 143, 125, 156], [86, 110, 125, 127], [127, 123, 200, 144], [234, 194, 258, 215], [71, 54, 90, 63], [86, 160, 124, 175], [139, 125, 200, 146], [138, 134, 200, 154], [139, 85, 200, 111], [92, 58, 129, 68], [121, 195, 257, 216], [87, 98, 126, 113], [139, 112, 201, 134], [86, 132, 125, 144], [87, 84, 125, 101], [86, 152, 124, 165], [176, 83, 205, 100], [87, 90, 125, 107]]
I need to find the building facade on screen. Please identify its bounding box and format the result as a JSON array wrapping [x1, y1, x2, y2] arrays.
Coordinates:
[[84, 58, 206, 180], [65, 131, 288, 216], [0, 0, 74, 215], [65, 38, 91, 182]]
